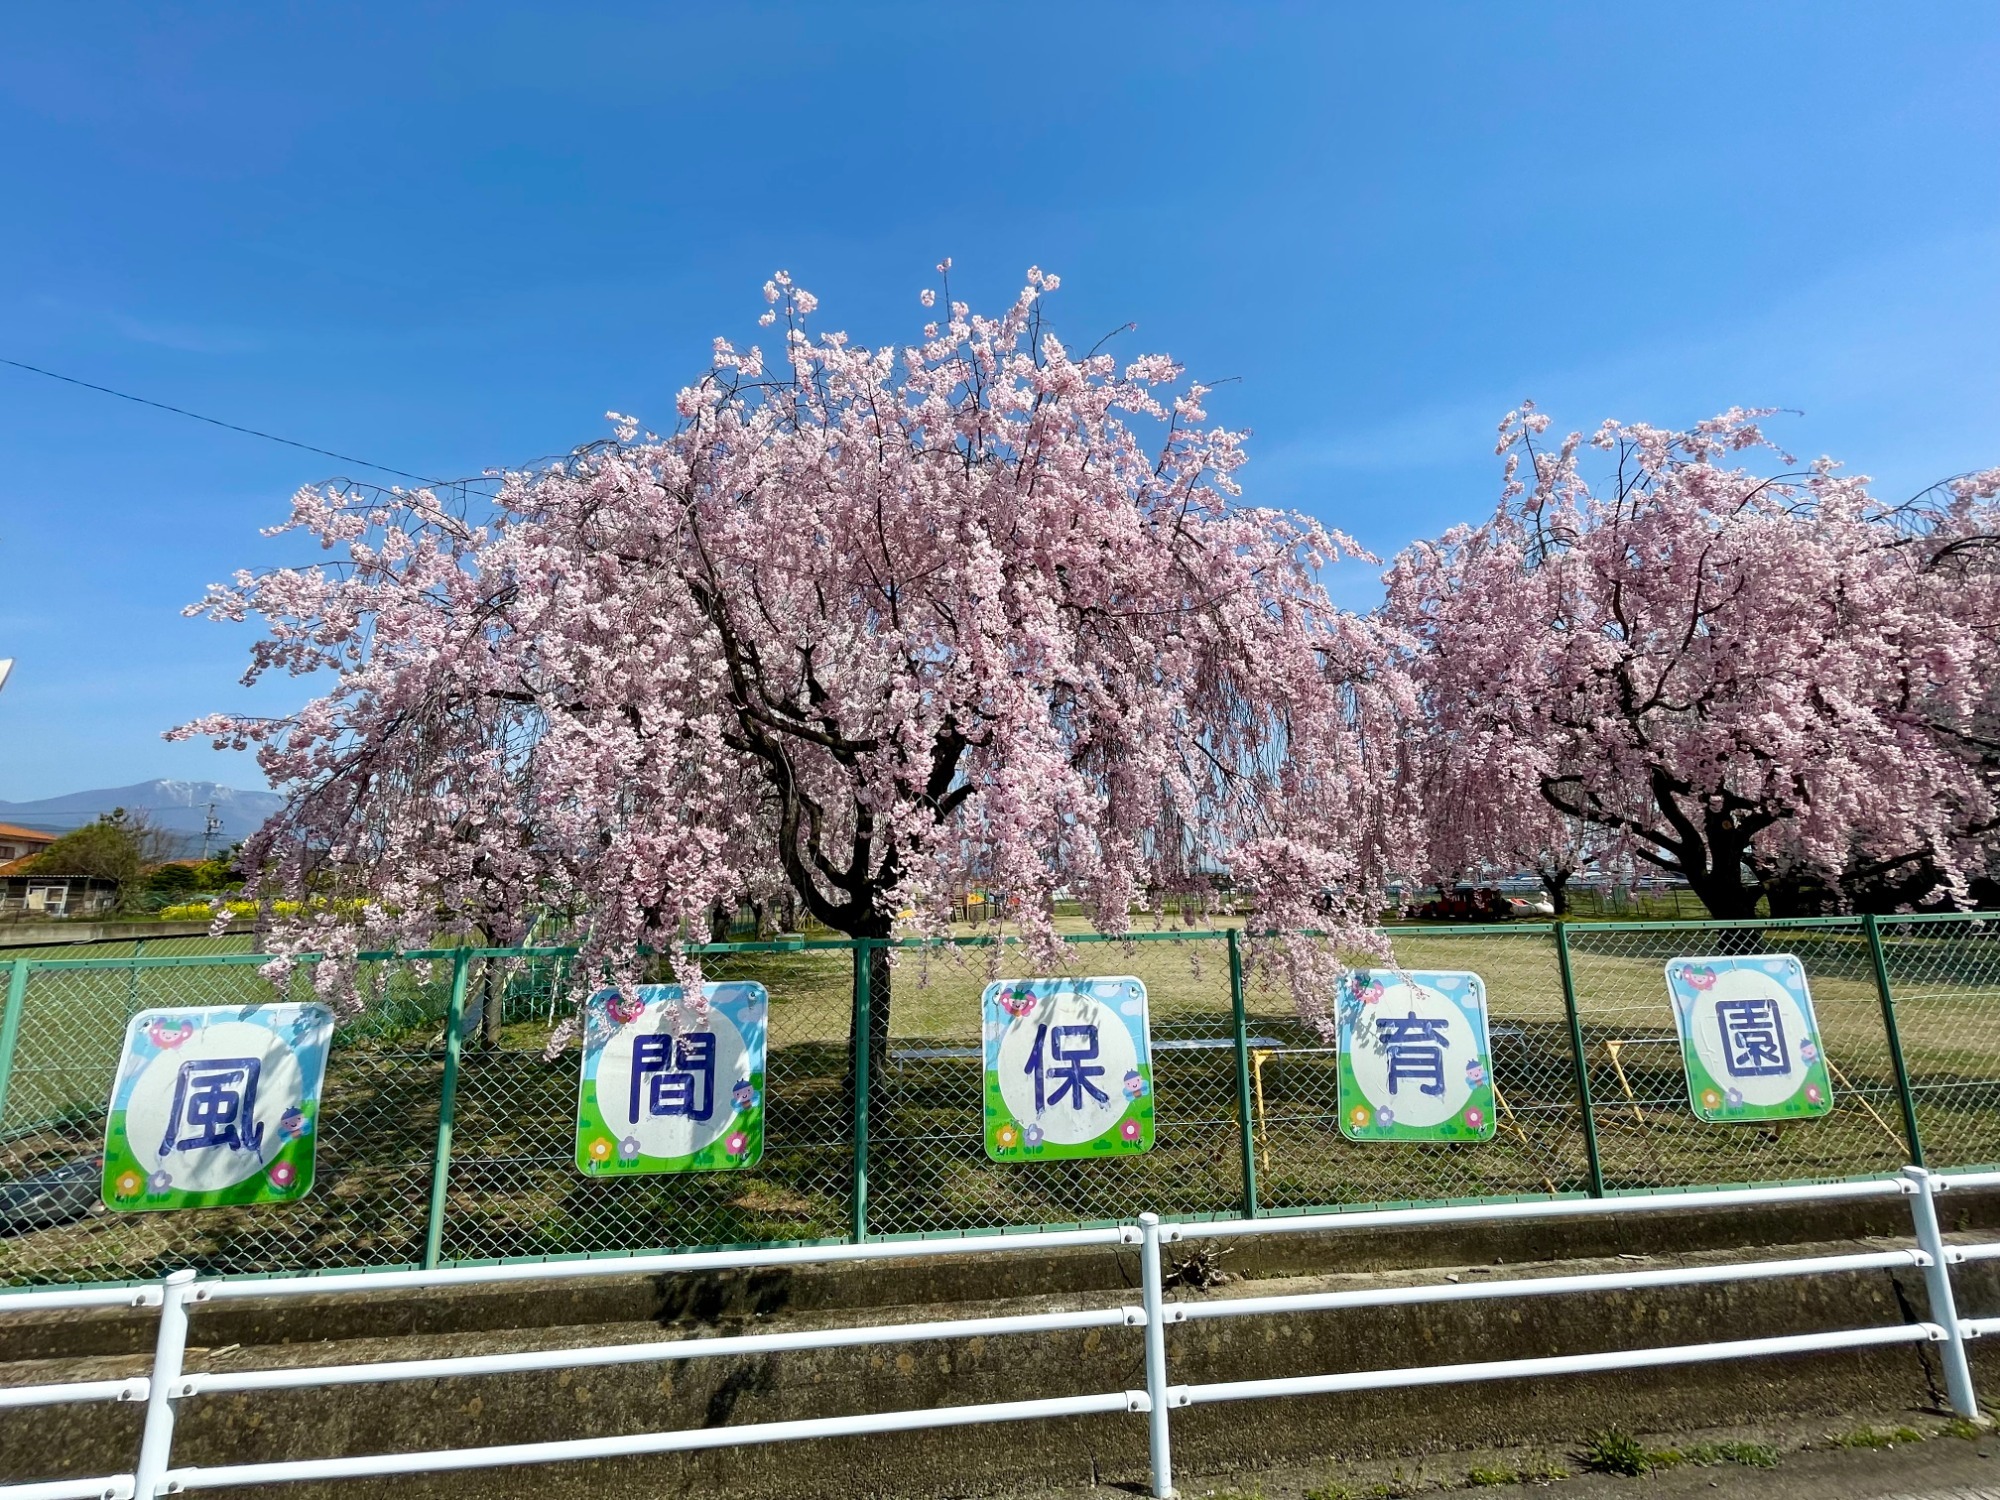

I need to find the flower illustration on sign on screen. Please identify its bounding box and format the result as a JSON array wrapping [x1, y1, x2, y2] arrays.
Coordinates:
[[1804, 1084, 1822, 1105], [1348, 1105, 1371, 1130], [996, 1123, 1021, 1149], [268, 1161, 297, 1190], [148, 1170, 173, 1193], [618, 1136, 642, 1162], [1464, 1108, 1484, 1131], [1023, 1124, 1044, 1148], [1701, 1087, 1723, 1111], [1376, 1107, 1396, 1128], [114, 1170, 143, 1199], [1120, 1119, 1142, 1142], [724, 1131, 749, 1157], [587, 1137, 613, 1163], [1725, 1088, 1744, 1110]]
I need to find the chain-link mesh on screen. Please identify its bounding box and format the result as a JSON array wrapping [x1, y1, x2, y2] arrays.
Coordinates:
[[1252, 926, 1593, 1211], [5, 916, 1995, 1289], [0, 953, 445, 1285], [1875, 917, 2000, 1171], [867, 933, 1247, 1235], [440, 946, 855, 1260], [1564, 921, 1912, 1190]]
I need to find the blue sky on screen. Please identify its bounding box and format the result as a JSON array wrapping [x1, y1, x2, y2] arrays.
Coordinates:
[[2, 3, 1996, 799]]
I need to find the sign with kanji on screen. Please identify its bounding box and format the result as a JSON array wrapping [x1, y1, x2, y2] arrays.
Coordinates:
[[103, 1003, 334, 1211], [984, 976, 1152, 1161], [1338, 970, 1495, 1142], [1665, 954, 1832, 1123], [576, 982, 766, 1173]]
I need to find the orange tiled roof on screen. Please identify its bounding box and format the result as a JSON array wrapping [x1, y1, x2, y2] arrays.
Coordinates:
[[0, 824, 57, 844]]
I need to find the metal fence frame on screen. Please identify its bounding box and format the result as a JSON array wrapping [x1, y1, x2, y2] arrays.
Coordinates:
[[0, 1167, 1987, 1500], [2, 914, 1999, 1291]]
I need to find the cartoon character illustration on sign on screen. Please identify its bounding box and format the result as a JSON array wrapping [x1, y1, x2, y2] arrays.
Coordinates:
[[146, 1017, 195, 1050]]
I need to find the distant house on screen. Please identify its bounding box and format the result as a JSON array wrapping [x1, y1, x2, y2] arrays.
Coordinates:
[[0, 870, 118, 917], [0, 832, 119, 918], [0, 823, 56, 865]]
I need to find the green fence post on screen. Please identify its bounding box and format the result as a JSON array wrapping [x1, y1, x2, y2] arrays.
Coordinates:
[[1226, 928, 1261, 1219], [1864, 913, 1925, 1168], [423, 948, 474, 1269], [850, 940, 872, 1244], [1555, 921, 1605, 1197], [0, 960, 28, 1131]]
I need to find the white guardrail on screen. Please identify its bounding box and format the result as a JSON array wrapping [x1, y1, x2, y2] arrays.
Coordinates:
[[0, 1167, 1991, 1500]]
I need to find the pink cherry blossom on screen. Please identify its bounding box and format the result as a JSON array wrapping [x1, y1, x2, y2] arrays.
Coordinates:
[[1383, 405, 1998, 917], [175, 268, 1410, 1040]]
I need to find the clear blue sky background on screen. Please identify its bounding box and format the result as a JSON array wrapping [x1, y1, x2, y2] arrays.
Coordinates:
[[2, 3, 1996, 800]]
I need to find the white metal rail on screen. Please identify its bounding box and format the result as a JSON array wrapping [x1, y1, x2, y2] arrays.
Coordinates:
[[0, 1168, 1991, 1500]]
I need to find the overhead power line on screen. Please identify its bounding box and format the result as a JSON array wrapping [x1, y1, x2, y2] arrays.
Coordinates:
[[0, 355, 445, 485]]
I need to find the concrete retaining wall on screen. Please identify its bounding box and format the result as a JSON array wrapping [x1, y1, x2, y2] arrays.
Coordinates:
[[6, 1192, 1999, 1499], [0, 920, 245, 949]]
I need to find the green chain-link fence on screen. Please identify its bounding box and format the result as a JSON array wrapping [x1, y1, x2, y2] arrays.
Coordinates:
[[4, 914, 2000, 1288], [1248, 925, 1597, 1211], [1561, 921, 1917, 1192], [868, 932, 1250, 1237]]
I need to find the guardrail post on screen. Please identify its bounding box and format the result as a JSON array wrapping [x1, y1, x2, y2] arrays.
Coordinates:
[[0, 959, 28, 1131], [423, 948, 473, 1270], [132, 1268, 197, 1498], [1904, 1167, 1979, 1418], [1555, 922, 1604, 1197], [1138, 1212, 1176, 1498], [1225, 929, 1260, 1219], [850, 940, 872, 1244], [1865, 914, 1926, 1169]]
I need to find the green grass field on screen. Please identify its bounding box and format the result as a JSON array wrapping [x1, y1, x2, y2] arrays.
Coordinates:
[[4, 917, 1999, 1286]]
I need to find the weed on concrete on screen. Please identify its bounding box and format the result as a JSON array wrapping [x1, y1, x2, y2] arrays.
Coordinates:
[[1828, 1424, 1926, 1449], [1465, 1461, 1571, 1487], [1679, 1440, 1779, 1468], [1581, 1427, 1780, 1476]]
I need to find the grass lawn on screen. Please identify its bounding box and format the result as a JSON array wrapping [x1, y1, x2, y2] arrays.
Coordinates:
[[4, 917, 1998, 1286]]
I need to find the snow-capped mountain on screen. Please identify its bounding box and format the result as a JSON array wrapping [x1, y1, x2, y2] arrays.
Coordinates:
[[0, 780, 284, 852]]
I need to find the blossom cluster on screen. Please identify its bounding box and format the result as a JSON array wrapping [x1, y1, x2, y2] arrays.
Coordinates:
[[1383, 402, 2000, 914], [175, 268, 1409, 1030]]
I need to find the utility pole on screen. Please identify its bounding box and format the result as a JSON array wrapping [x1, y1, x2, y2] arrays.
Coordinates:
[[200, 802, 221, 860]]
